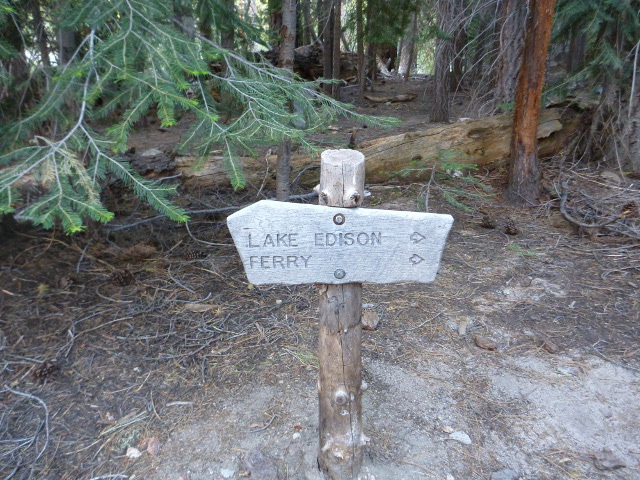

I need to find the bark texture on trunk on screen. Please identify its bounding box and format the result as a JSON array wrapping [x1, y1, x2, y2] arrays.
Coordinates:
[[432, 0, 454, 122], [331, 0, 341, 99], [492, 0, 527, 111], [220, 0, 235, 49], [398, 12, 418, 81], [275, 0, 297, 202], [356, 0, 365, 92], [505, 0, 557, 206]]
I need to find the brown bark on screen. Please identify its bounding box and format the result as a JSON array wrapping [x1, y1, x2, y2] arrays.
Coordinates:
[[30, 0, 50, 67], [174, 108, 580, 188], [567, 26, 586, 73], [276, 0, 296, 202], [432, 0, 454, 122], [302, 0, 317, 45], [220, 0, 235, 49], [398, 12, 418, 81], [356, 0, 365, 92], [317, 150, 365, 479], [269, 0, 283, 45], [321, 0, 334, 95], [331, 0, 341, 99], [492, 0, 527, 111], [505, 0, 557, 206]]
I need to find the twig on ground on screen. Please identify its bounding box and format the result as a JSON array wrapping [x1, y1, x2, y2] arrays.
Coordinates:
[[2, 386, 50, 465], [247, 414, 279, 432]]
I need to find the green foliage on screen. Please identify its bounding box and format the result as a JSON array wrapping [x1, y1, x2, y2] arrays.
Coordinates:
[[554, 0, 640, 84], [0, 0, 397, 233], [404, 148, 495, 214], [507, 243, 537, 258]]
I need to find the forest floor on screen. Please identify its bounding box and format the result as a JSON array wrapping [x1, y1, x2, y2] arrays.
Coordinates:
[[1, 77, 639, 480]]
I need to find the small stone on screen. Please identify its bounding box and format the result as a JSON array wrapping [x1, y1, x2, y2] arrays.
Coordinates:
[[244, 449, 277, 480], [593, 448, 626, 470], [449, 431, 472, 445], [140, 148, 164, 157], [474, 335, 498, 351], [292, 432, 301, 440], [490, 469, 519, 480], [126, 447, 142, 459], [442, 425, 455, 433], [541, 338, 559, 354], [362, 310, 380, 330], [146, 436, 161, 456], [220, 468, 235, 478], [446, 475, 456, 480], [457, 317, 468, 336]]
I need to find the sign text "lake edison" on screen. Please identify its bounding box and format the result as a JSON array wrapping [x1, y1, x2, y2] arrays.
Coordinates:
[[247, 231, 382, 269]]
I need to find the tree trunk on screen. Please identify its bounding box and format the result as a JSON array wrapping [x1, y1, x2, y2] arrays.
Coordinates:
[[398, 11, 418, 81], [302, 0, 316, 45], [451, 1, 466, 92], [566, 25, 586, 73], [432, 0, 453, 122], [356, 0, 365, 92], [30, 0, 50, 67], [221, 0, 235, 49], [331, 0, 342, 99], [269, 0, 283, 47], [276, 0, 297, 202], [321, 0, 334, 95], [505, 0, 557, 206], [58, 28, 76, 65], [492, 0, 527, 111], [469, 17, 488, 87]]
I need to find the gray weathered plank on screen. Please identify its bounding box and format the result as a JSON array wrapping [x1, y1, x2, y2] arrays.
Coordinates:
[[227, 200, 453, 285]]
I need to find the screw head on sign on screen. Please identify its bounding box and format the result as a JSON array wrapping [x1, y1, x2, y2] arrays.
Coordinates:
[[334, 269, 346, 279], [333, 213, 346, 225]]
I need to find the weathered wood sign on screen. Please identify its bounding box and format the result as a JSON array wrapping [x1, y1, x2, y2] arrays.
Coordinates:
[[227, 201, 453, 285], [227, 149, 453, 480]]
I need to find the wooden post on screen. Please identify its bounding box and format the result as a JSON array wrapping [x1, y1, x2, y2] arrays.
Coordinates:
[[227, 149, 454, 479], [317, 150, 365, 479]]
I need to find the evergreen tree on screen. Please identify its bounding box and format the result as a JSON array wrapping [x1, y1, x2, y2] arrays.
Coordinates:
[[0, 0, 393, 233]]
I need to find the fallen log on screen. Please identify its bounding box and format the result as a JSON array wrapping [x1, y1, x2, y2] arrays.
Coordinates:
[[174, 107, 583, 188], [364, 93, 418, 103]]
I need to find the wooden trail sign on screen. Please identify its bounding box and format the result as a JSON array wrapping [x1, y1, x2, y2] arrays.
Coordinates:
[[227, 201, 453, 285], [227, 150, 453, 479]]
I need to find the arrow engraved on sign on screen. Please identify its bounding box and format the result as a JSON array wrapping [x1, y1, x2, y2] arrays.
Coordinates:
[[410, 232, 426, 244], [409, 254, 425, 265]]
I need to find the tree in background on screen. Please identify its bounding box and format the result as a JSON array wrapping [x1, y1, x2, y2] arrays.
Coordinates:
[[554, 0, 640, 172], [492, 0, 527, 111], [505, 0, 556, 206], [276, 0, 296, 201], [431, 0, 456, 122], [0, 0, 391, 233]]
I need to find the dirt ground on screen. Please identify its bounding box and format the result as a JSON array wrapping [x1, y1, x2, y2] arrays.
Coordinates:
[[1, 78, 639, 480]]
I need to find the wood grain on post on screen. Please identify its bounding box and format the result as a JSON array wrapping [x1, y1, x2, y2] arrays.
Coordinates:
[[317, 150, 365, 479]]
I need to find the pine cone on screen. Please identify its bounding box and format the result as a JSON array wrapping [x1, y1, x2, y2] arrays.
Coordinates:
[[480, 214, 497, 229], [56, 275, 74, 290], [185, 249, 208, 260], [504, 219, 519, 235], [110, 269, 135, 286], [621, 202, 638, 218], [31, 360, 58, 383]]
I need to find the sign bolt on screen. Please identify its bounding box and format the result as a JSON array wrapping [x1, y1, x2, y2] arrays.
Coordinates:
[[333, 213, 346, 225], [334, 269, 346, 279]]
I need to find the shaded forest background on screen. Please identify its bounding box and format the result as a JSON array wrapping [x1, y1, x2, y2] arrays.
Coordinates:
[[0, 0, 639, 231]]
